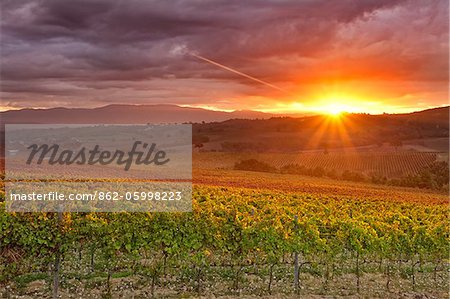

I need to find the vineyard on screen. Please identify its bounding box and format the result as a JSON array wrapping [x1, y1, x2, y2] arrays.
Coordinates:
[[1, 185, 448, 298], [194, 151, 446, 177], [193, 168, 449, 202]]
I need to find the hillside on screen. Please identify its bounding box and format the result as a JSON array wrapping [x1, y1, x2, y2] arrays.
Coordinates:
[[192, 106, 449, 152], [0, 104, 275, 124]]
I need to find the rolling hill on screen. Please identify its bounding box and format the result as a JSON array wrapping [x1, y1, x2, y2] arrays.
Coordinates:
[[0, 104, 275, 124]]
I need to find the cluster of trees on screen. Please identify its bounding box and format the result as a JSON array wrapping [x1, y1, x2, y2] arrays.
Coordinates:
[[373, 161, 449, 191], [235, 160, 368, 183], [234, 159, 449, 191], [279, 164, 367, 182], [234, 159, 277, 173]]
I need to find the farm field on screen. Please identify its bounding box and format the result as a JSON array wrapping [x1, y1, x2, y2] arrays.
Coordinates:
[[1, 174, 449, 298], [0, 147, 448, 298], [402, 137, 450, 152], [1, 117, 449, 298], [193, 169, 449, 203], [193, 151, 448, 177]]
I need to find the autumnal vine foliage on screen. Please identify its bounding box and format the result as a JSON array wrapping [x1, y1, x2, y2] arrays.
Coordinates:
[[0, 186, 448, 296]]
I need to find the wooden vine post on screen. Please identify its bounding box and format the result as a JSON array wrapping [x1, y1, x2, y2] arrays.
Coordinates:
[[53, 211, 63, 299], [293, 215, 299, 294]]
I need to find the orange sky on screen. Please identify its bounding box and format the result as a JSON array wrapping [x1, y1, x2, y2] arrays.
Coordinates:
[[1, 0, 448, 114]]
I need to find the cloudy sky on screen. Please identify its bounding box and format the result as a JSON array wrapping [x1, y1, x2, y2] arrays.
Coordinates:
[[1, 0, 448, 113]]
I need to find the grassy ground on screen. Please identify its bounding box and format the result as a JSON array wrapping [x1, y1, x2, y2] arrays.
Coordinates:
[[7, 261, 449, 298]]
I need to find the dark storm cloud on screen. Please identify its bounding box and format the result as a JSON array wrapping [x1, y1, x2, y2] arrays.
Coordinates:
[[0, 0, 448, 109]]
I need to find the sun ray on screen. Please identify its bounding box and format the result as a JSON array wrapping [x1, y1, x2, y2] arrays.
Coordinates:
[[333, 114, 356, 149], [305, 116, 333, 150]]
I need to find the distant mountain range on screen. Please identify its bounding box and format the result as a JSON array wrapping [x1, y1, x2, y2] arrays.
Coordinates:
[[0, 104, 277, 124], [0, 104, 448, 125]]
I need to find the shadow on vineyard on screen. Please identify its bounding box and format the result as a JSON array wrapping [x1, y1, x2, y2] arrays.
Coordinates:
[[1, 187, 448, 298]]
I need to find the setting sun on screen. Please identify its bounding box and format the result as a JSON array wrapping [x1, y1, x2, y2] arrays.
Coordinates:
[[324, 103, 348, 116], [307, 91, 373, 115]]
